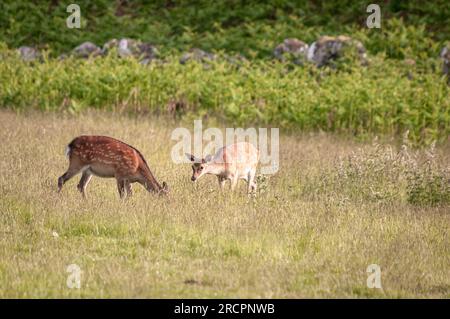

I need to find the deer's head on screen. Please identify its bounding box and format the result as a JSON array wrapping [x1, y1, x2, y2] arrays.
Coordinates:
[[159, 181, 169, 195], [186, 153, 212, 182]]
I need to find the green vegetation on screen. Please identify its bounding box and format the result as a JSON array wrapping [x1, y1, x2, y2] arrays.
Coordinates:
[[0, 1, 449, 143], [0, 111, 448, 298], [0, 0, 448, 58], [1, 46, 449, 143], [0, 1, 448, 299]]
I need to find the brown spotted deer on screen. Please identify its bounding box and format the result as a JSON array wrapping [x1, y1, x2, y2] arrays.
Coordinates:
[[186, 142, 259, 194], [58, 136, 168, 198]]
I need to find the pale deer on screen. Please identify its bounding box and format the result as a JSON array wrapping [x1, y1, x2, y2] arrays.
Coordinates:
[[58, 135, 168, 198], [186, 142, 259, 194]]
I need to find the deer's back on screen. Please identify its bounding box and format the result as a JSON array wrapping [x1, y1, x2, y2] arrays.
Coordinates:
[[215, 142, 259, 171], [69, 136, 141, 176]]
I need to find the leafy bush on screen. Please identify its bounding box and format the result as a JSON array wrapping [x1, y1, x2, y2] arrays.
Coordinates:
[[0, 45, 448, 143], [0, 1, 448, 59]]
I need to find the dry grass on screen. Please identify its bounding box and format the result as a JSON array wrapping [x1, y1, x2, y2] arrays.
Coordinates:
[[0, 110, 448, 298]]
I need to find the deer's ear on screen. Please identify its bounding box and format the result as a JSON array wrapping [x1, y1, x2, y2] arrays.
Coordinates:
[[203, 154, 212, 163], [185, 153, 196, 162]]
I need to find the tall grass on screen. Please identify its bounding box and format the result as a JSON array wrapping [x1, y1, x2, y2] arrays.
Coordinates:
[[0, 110, 448, 298]]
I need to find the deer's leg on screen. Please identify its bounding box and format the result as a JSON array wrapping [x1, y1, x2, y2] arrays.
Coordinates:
[[246, 173, 252, 194], [217, 176, 226, 191], [230, 176, 239, 192], [248, 168, 257, 194], [58, 163, 84, 193], [77, 170, 93, 198], [117, 179, 126, 199], [125, 180, 133, 197]]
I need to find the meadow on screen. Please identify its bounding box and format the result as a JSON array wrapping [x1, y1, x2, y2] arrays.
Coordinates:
[[0, 0, 449, 299], [0, 110, 448, 298]]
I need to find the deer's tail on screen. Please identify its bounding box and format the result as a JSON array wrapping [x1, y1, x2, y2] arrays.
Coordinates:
[[65, 141, 75, 158], [64, 145, 70, 157]]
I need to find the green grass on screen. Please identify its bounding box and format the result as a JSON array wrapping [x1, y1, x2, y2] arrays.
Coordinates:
[[0, 110, 448, 298], [0, 46, 449, 144], [1, 1, 449, 145]]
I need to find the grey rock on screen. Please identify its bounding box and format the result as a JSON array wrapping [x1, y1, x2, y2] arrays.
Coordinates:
[[136, 42, 159, 60], [72, 42, 102, 58], [274, 38, 309, 64], [117, 38, 136, 58], [180, 48, 216, 65], [58, 53, 69, 61], [102, 38, 159, 61], [18, 46, 41, 62], [102, 39, 119, 55], [224, 53, 248, 67], [307, 35, 367, 67]]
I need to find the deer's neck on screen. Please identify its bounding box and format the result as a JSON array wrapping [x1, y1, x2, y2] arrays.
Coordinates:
[[139, 166, 162, 192], [206, 162, 227, 176]]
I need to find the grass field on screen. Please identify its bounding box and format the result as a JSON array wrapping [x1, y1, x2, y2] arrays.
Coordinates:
[[0, 110, 448, 298], [1, 0, 448, 300]]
